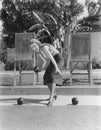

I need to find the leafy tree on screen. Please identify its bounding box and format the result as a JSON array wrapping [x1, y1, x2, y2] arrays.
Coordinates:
[[0, 0, 84, 48], [78, 1, 101, 28]]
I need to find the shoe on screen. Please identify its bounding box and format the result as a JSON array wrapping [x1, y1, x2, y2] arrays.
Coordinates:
[[47, 101, 53, 106], [47, 97, 55, 106], [46, 94, 57, 101], [54, 95, 57, 100]]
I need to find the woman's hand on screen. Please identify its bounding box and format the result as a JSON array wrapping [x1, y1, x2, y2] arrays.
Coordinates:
[[55, 68, 62, 76]]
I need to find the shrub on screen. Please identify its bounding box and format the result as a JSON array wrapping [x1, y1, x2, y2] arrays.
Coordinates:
[[86, 58, 101, 69], [0, 49, 7, 63], [4, 60, 33, 71]]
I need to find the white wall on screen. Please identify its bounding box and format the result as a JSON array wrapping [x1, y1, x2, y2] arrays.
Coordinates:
[[91, 32, 101, 61]]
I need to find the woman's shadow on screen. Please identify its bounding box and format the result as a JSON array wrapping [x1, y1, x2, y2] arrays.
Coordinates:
[[23, 98, 48, 106], [0, 98, 49, 106]]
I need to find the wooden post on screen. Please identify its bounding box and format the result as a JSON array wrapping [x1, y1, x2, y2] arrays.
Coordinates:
[[33, 51, 36, 86], [66, 34, 71, 69], [19, 61, 21, 83], [14, 60, 16, 88], [70, 61, 72, 86], [89, 34, 93, 85]]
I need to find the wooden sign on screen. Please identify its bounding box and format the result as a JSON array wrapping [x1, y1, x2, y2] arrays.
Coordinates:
[[71, 33, 90, 60], [15, 33, 34, 60]]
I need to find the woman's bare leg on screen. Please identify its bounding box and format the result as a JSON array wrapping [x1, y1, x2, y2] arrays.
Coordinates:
[[47, 83, 56, 105], [47, 83, 52, 99]]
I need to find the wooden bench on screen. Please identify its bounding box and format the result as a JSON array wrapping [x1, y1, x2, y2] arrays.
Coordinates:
[[69, 33, 93, 85]]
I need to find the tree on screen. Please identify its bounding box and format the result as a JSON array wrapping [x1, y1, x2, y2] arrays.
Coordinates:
[[0, 0, 84, 48], [77, 1, 101, 31]]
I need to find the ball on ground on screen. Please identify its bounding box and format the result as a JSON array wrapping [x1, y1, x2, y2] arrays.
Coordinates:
[[17, 97, 24, 105], [72, 97, 79, 105]]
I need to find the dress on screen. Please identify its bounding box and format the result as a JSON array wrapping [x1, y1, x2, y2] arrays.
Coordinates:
[[40, 43, 64, 86]]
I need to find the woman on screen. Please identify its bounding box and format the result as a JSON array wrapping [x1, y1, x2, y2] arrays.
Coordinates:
[[30, 38, 64, 106]]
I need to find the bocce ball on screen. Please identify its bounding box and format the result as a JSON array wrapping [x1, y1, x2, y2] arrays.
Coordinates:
[[34, 66, 40, 73], [17, 97, 24, 105], [72, 97, 79, 105]]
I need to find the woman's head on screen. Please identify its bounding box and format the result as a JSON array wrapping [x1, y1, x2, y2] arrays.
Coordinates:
[[30, 38, 41, 52], [38, 30, 53, 45]]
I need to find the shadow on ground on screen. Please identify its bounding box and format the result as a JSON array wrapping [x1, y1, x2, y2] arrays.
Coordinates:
[[0, 97, 48, 106]]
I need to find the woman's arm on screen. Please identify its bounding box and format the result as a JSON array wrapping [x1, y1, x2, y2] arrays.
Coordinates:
[[39, 53, 48, 70], [42, 46, 62, 75]]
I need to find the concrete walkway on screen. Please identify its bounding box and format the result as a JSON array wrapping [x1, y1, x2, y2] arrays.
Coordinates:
[[0, 95, 101, 106], [0, 70, 101, 130], [0, 96, 101, 130]]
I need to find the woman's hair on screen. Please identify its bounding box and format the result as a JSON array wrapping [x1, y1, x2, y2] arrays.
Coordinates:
[[30, 39, 41, 47], [38, 30, 53, 45]]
